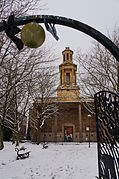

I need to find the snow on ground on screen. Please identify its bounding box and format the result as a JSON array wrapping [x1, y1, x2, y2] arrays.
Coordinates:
[[0, 142, 98, 179]]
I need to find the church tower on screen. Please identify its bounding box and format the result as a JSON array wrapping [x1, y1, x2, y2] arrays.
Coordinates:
[[57, 47, 80, 101]]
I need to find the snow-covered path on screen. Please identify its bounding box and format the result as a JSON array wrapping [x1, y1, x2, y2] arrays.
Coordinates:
[[0, 142, 98, 179]]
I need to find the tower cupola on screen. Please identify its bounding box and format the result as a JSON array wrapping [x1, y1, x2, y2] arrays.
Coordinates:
[[57, 47, 80, 101], [62, 47, 73, 64]]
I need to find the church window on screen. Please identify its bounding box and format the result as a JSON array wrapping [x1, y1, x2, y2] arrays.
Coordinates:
[[67, 53, 69, 61], [61, 72, 62, 85], [66, 73, 70, 84]]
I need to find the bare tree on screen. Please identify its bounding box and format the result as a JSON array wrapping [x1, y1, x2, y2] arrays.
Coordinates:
[[0, 0, 57, 150], [12, 49, 58, 146], [0, 45, 58, 149], [75, 27, 119, 115], [29, 67, 58, 145], [76, 27, 119, 98]]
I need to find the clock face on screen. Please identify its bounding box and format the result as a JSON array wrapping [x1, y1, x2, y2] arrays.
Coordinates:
[[21, 22, 45, 48]]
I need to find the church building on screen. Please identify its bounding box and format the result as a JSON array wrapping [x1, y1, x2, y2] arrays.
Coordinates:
[[30, 47, 96, 142]]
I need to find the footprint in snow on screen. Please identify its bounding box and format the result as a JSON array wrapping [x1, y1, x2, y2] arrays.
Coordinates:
[[1, 162, 6, 165]]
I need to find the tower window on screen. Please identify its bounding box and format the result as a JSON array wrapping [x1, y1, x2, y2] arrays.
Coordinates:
[[66, 73, 70, 84], [61, 72, 62, 85], [67, 53, 69, 61], [74, 71, 76, 84]]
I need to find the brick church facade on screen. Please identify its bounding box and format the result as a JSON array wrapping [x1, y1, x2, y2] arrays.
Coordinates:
[[30, 47, 96, 142]]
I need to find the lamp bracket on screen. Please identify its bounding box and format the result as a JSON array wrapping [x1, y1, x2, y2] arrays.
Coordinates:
[[44, 19, 59, 41]]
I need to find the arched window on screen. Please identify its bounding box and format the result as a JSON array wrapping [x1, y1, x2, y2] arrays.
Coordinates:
[[61, 71, 62, 85], [67, 53, 69, 61]]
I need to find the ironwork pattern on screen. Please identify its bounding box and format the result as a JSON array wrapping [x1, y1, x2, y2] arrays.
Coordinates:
[[0, 15, 119, 60], [95, 91, 119, 179]]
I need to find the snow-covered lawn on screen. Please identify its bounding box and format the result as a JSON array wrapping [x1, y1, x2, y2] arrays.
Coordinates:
[[0, 142, 98, 179]]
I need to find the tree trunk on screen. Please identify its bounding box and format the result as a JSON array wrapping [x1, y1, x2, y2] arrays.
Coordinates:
[[12, 132, 15, 144], [16, 132, 19, 146], [37, 127, 41, 145], [0, 124, 4, 150], [12, 130, 19, 146], [117, 63, 119, 92]]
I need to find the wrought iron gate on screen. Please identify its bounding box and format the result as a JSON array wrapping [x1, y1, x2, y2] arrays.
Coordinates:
[[94, 91, 119, 179]]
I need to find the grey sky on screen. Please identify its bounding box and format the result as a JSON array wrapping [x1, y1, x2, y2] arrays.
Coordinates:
[[38, 0, 119, 57]]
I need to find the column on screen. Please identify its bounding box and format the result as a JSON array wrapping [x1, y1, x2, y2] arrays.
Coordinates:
[[62, 69, 65, 85], [71, 68, 74, 84], [78, 104, 82, 142], [54, 115, 57, 142], [75, 70, 77, 85], [60, 70, 62, 85]]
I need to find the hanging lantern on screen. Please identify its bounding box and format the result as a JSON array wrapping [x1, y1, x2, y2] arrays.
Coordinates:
[[21, 22, 45, 48]]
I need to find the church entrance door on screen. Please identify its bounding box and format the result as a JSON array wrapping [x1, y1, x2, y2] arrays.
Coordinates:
[[64, 126, 73, 142]]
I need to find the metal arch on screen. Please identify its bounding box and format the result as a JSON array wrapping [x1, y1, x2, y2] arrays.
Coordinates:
[[0, 15, 119, 61]]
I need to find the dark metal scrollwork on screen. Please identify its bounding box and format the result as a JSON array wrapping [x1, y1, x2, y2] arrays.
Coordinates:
[[95, 91, 119, 179]]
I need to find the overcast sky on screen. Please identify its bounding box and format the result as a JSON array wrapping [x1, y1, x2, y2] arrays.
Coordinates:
[[38, 0, 119, 58]]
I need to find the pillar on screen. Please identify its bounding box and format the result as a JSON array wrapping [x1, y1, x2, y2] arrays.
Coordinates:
[[78, 104, 82, 142], [54, 115, 57, 142]]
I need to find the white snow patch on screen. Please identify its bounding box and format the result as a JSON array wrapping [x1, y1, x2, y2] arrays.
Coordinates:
[[0, 142, 98, 179]]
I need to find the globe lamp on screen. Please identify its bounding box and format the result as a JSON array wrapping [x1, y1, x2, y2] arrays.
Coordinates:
[[21, 22, 45, 48]]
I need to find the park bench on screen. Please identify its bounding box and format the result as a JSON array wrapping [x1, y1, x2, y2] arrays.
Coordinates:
[[15, 146, 31, 160], [42, 143, 48, 149]]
